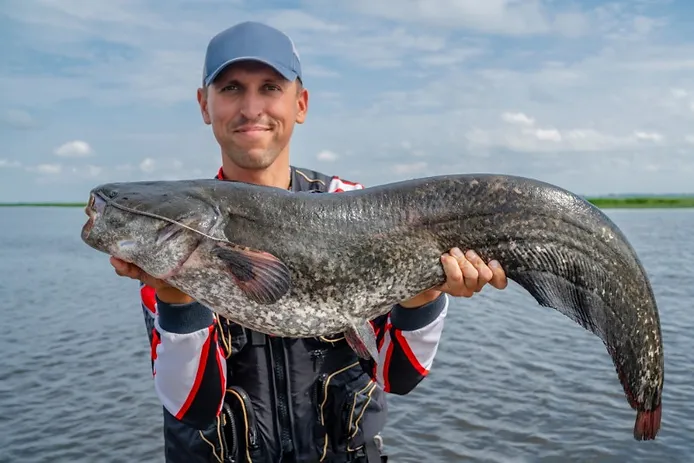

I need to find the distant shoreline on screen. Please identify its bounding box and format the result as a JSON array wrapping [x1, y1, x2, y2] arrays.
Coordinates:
[[1, 196, 694, 209], [584, 196, 694, 208]]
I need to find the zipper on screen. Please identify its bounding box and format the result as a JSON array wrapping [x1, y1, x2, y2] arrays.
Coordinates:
[[312, 373, 327, 411], [228, 386, 259, 449], [270, 337, 294, 455]]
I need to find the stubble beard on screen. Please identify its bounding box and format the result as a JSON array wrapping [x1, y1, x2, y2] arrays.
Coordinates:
[[225, 146, 282, 170]]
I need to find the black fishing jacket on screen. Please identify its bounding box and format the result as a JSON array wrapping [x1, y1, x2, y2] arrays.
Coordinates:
[[139, 166, 449, 463]]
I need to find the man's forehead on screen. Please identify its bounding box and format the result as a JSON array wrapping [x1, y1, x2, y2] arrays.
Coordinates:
[[215, 61, 287, 83]]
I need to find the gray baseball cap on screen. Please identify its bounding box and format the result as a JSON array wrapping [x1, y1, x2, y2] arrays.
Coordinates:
[[202, 21, 302, 86]]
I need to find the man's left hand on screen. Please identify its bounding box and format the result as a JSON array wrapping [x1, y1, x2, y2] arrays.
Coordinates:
[[399, 247, 507, 309]]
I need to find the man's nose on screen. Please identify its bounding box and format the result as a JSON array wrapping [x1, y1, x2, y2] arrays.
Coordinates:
[[239, 91, 264, 118]]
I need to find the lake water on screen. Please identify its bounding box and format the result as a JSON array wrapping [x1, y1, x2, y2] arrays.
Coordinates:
[[1, 207, 692, 462]]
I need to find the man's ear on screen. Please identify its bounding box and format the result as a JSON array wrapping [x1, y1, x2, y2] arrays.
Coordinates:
[[295, 85, 309, 124], [197, 87, 211, 125]]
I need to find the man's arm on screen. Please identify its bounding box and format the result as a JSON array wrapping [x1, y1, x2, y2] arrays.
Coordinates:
[[327, 176, 506, 394], [366, 293, 448, 395], [140, 284, 228, 430], [363, 247, 506, 394]]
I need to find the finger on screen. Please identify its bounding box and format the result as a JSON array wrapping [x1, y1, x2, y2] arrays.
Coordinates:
[[441, 252, 475, 297], [465, 250, 493, 292], [440, 253, 464, 290], [109, 256, 123, 270], [488, 260, 508, 289], [110, 256, 155, 286], [135, 267, 164, 289], [452, 249, 479, 292], [110, 256, 137, 278]]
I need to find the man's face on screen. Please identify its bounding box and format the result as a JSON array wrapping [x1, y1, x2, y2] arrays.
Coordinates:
[[197, 61, 308, 170]]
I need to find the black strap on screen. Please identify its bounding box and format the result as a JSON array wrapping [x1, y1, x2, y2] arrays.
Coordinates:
[[364, 437, 381, 463], [249, 329, 267, 346]]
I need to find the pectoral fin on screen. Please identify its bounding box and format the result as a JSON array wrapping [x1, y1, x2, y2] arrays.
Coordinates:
[[212, 242, 291, 305], [345, 321, 379, 362]]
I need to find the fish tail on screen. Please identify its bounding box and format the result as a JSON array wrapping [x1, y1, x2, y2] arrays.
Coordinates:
[[634, 403, 662, 441], [613, 361, 663, 441]]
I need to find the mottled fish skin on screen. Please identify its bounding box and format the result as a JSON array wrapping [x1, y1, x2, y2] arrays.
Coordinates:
[[80, 173, 664, 440]]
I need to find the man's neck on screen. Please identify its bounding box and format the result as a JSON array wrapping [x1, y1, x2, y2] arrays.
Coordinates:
[[221, 158, 291, 189]]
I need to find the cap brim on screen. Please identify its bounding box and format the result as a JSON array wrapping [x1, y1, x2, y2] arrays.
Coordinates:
[[204, 57, 298, 86]]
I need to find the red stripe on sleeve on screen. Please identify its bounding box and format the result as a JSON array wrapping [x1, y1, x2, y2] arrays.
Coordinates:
[[382, 339, 394, 392], [369, 319, 382, 339], [141, 285, 157, 314], [151, 328, 160, 361], [393, 330, 429, 377], [175, 325, 214, 420], [333, 177, 361, 187], [214, 331, 226, 414]]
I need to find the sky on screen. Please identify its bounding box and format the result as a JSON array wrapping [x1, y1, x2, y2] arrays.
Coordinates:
[[2, 0, 693, 202]]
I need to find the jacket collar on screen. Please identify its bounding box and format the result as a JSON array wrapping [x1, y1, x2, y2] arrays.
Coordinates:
[[215, 166, 296, 191]]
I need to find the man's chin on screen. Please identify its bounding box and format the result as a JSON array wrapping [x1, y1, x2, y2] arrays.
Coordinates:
[[226, 148, 280, 170]]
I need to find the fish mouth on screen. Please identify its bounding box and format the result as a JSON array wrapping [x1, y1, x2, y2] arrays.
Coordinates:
[[81, 192, 106, 240]]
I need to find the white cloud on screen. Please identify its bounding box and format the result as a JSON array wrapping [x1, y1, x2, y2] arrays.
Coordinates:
[[316, 150, 339, 162], [139, 158, 156, 173], [465, 124, 663, 154], [70, 165, 103, 178], [343, 0, 580, 36], [0, 159, 22, 168], [533, 128, 562, 142], [1, 109, 36, 129], [393, 161, 428, 175], [416, 46, 486, 66], [134, 158, 189, 178], [671, 88, 688, 99], [262, 9, 348, 34], [634, 131, 663, 142], [54, 140, 93, 157], [502, 112, 535, 127], [33, 164, 62, 175]]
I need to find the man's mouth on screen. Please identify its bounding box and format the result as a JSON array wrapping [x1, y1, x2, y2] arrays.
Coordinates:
[[234, 125, 271, 133]]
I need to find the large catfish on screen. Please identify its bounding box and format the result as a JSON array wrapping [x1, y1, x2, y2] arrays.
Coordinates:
[[80, 173, 664, 441]]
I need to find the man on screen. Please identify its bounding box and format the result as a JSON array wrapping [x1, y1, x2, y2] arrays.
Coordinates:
[[111, 21, 507, 463]]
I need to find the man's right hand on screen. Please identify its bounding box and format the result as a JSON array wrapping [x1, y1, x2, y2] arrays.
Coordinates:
[[110, 256, 194, 304]]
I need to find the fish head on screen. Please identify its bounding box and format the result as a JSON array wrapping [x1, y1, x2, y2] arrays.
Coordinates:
[[81, 180, 221, 279]]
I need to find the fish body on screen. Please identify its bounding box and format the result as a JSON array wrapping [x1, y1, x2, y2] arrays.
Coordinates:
[[80, 173, 664, 441]]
